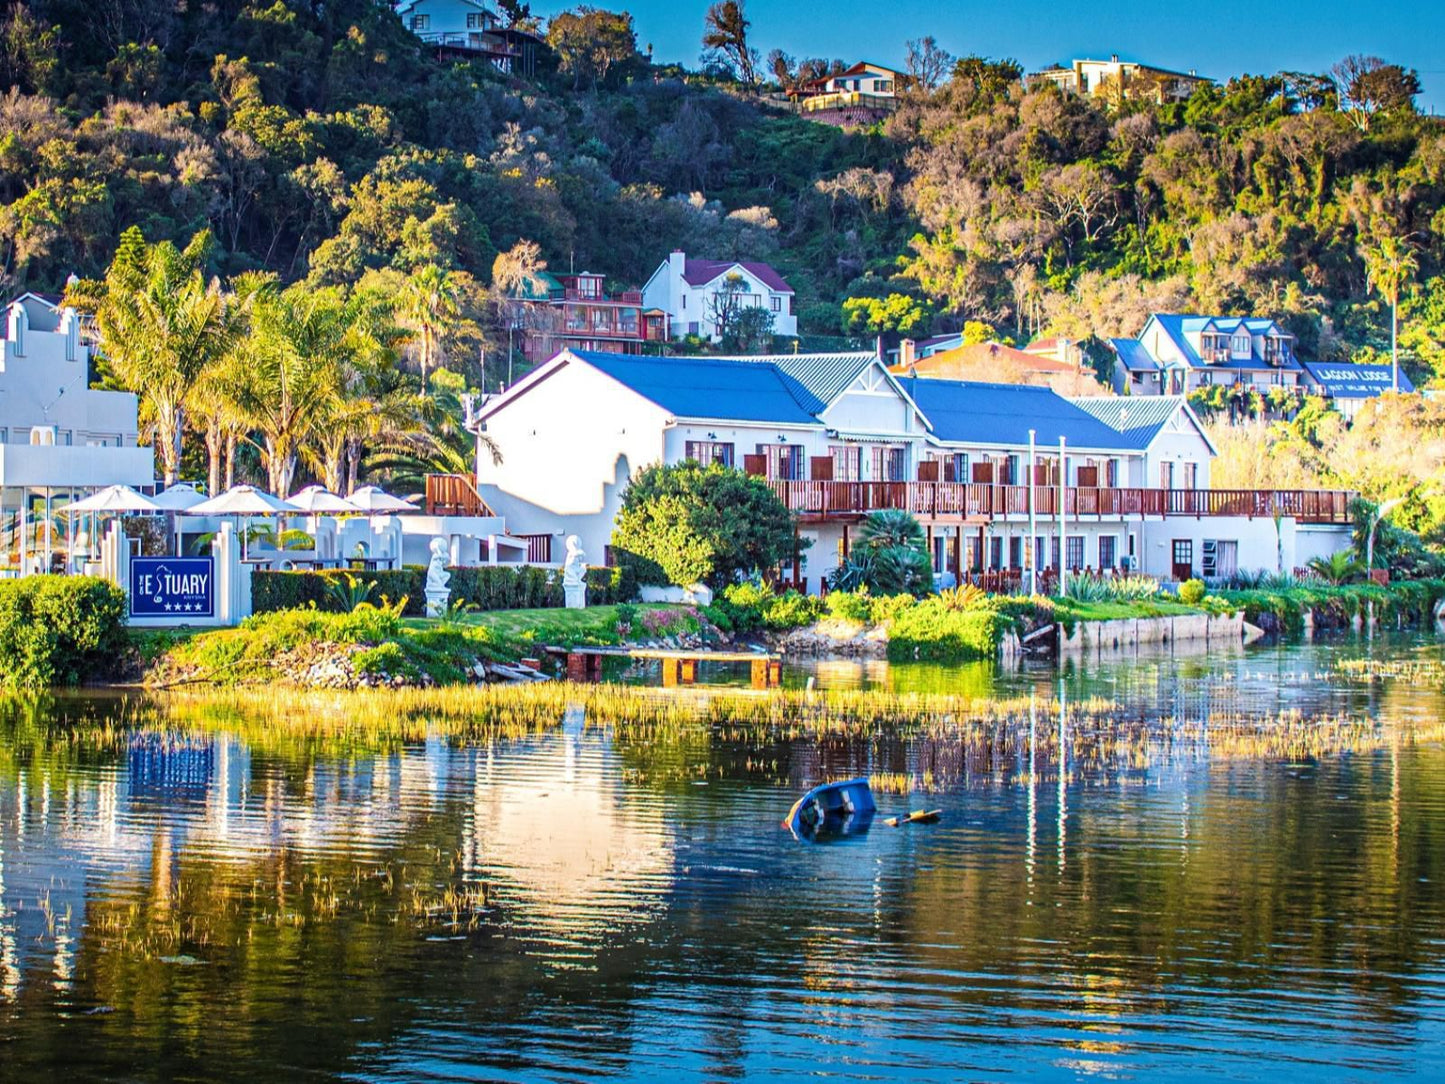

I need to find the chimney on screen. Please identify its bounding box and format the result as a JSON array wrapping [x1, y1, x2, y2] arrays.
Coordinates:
[[899, 338, 916, 368], [1111, 54, 1119, 63]]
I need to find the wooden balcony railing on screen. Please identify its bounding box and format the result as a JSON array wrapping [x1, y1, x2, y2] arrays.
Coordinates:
[[424, 474, 494, 517], [516, 533, 552, 563], [764, 481, 1354, 524]]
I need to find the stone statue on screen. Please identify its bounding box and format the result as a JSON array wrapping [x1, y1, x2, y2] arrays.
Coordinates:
[[425, 537, 451, 617], [562, 535, 587, 609]]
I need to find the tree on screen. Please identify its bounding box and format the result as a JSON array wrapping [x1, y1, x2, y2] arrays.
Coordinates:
[[706, 272, 751, 341], [905, 37, 953, 92], [724, 305, 774, 352], [73, 227, 238, 486], [1363, 235, 1419, 392], [701, 1, 757, 87], [838, 509, 934, 596], [611, 462, 798, 589], [1332, 55, 1420, 132], [398, 263, 459, 387], [490, 240, 548, 385], [547, 7, 637, 90]]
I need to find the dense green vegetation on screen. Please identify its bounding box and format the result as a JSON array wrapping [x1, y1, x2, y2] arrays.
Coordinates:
[[0, 575, 129, 687]]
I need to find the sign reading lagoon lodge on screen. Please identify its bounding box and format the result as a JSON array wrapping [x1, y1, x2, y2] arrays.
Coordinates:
[[130, 557, 215, 618]]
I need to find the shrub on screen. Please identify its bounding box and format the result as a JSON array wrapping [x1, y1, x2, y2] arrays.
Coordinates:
[[937, 584, 988, 612], [1178, 578, 1206, 605], [0, 576, 129, 688], [713, 581, 774, 633], [886, 597, 1011, 661], [825, 588, 873, 623], [869, 592, 918, 626], [354, 641, 410, 677], [762, 590, 823, 630], [252, 569, 425, 615]]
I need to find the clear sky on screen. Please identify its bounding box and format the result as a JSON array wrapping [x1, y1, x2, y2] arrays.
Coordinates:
[[537, 0, 1445, 113]]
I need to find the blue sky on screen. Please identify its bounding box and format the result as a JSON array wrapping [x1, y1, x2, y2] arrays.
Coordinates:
[[537, 0, 1445, 112]]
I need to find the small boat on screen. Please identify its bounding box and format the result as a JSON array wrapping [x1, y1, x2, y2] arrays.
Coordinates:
[[783, 777, 877, 841]]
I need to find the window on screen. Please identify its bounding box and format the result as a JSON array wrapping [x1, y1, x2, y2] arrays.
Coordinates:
[[1106, 458, 1119, 487], [1065, 535, 1084, 571], [759, 443, 803, 480], [1183, 461, 1198, 489], [830, 445, 862, 482], [770, 296, 781, 312], [1099, 535, 1117, 570], [870, 446, 906, 481], [1232, 333, 1250, 354], [1009, 537, 1023, 569], [466, 13, 484, 28], [410, 14, 430, 30], [988, 537, 1003, 570], [1160, 461, 1175, 489], [1171, 539, 1194, 578], [685, 440, 734, 468], [0, 427, 6, 443], [1035, 536, 1048, 572], [681, 295, 686, 309], [952, 452, 969, 483]]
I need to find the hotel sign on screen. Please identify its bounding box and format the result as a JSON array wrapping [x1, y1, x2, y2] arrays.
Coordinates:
[[129, 557, 215, 618]]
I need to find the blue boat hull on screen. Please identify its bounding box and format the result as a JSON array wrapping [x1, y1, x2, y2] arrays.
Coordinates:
[[784, 777, 877, 841]]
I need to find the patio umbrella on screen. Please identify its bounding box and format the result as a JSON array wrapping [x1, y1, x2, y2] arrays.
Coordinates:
[[287, 485, 358, 514], [63, 485, 161, 514], [347, 485, 418, 513], [149, 483, 210, 556], [183, 485, 300, 559]]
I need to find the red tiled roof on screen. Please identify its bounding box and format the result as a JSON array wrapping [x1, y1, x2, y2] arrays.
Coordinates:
[[682, 259, 793, 294], [891, 342, 1078, 376]]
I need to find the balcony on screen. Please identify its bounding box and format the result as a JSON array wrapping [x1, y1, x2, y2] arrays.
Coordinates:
[[764, 481, 1354, 525]]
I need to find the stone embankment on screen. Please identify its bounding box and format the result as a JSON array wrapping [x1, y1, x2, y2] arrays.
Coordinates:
[[1057, 612, 1248, 654]]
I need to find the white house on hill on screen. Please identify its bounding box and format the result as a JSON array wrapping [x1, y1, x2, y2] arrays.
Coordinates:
[[641, 250, 797, 341], [470, 349, 1353, 589]]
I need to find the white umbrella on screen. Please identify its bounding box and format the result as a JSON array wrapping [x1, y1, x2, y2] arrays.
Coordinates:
[[347, 485, 418, 513], [150, 482, 208, 511], [184, 485, 299, 516], [287, 485, 358, 514], [63, 484, 161, 514], [182, 485, 300, 559]]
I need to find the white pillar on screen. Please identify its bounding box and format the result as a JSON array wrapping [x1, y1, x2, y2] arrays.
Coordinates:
[[1027, 430, 1037, 596], [1057, 435, 1067, 595]]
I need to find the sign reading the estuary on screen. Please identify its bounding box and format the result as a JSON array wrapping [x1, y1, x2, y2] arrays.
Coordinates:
[[129, 557, 215, 618]]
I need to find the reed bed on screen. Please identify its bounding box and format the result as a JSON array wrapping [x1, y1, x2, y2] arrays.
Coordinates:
[[1336, 657, 1445, 684]]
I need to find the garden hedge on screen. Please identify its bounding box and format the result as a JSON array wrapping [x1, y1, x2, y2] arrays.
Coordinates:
[[251, 564, 636, 616], [0, 575, 130, 688]]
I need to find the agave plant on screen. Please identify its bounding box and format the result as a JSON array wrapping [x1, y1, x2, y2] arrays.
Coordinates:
[[936, 584, 988, 612]]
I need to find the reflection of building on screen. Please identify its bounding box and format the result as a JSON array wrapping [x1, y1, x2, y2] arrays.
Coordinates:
[[1028, 55, 1210, 104], [513, 271, 669, 364]]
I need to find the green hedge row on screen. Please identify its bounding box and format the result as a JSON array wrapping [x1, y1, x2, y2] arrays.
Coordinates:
[[1217, 579, 1445, 635], [0, 575, 130, 688], [251, 565, 637, 616]]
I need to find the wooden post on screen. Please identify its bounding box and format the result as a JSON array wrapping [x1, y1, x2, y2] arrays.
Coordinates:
[[926, 524, 933, 574], [953, 529, 962, 578], [751, 659, 769, 690], [567, 653, 588, 682], [768, 659, 782, 687], [680, 658, 698, 684], [662, 658, 682, 686]]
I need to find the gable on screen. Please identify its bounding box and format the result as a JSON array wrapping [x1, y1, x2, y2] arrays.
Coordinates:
[[820, 360, 923, 434]]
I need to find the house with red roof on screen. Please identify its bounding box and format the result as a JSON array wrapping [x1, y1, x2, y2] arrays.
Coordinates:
[[641, 250, 797, 342]]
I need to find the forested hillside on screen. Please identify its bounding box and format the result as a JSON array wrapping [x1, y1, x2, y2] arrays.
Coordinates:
[[2, 0, 1443, 379]]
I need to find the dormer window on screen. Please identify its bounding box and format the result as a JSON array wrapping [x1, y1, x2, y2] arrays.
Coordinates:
[[1232, 333, 1250, 354]]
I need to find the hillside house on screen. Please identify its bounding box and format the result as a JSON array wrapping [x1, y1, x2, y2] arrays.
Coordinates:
[[641, 251, 797, 342], [395, 0, 543, 74], [511, 271, 669, 364], [1028, 55, 1209, 104], [469, 349, 1354, 589], [793, 62, 910, 125], [1299, 361, 1415, 420], [1109, 314, 1305, 395]]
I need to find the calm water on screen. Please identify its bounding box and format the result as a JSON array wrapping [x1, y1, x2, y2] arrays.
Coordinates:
[[2, 637, 1445, 1082]]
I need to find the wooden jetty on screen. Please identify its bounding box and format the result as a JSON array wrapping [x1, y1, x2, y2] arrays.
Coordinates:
[[544, 645, 784, 689]]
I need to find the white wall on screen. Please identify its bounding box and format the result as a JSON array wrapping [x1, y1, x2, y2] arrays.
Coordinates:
[[475, 358, 671, 560]]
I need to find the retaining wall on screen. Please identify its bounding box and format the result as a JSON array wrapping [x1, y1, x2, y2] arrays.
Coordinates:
[[1058, 612, 1245, 654]]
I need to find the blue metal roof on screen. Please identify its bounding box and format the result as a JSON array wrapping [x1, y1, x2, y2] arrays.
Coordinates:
[[1067, 395, 1214, 453], [1300, 361, 1414, 397], [573, 352, 820, 425], [713, 351, 877, 414], [897, 378, 1131, 451], [1109, 337, 1158, 372], [1150, 313, 1303, 372]]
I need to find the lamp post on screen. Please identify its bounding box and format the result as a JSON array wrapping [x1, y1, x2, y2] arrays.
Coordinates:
[[1027, 429, 1037, 596]]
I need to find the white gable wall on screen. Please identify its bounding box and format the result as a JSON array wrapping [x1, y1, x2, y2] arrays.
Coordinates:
[[474, 358, 671, 560]]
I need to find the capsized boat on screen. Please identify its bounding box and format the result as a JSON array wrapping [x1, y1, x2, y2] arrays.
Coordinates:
[[783, 777, 877, 841]]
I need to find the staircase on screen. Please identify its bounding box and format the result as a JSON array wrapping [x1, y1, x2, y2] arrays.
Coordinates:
[[424, 474, 495, 517]]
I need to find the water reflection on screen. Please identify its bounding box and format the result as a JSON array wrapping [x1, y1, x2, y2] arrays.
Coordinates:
[[0, 638, 1442, 1081]]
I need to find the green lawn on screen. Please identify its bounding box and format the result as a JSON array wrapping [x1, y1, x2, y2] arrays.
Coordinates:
[[1052, 598, 1203, 622], [401, 604, 693, 647]]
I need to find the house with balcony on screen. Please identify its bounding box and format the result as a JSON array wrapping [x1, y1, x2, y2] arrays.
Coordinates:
[[513, 271, 669, 364], [2, 293, 155, 572], [395, 0, 542, 74], [792, 62, 910, 126], [641, 251, 797, 342], [470, 349, 1353, 590], [1028, 55, 1209, 104], [1109, 314, 1305, 396]]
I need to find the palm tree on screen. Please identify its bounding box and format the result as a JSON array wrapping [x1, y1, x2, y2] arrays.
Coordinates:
[[75, 227, 238, 485], [1307, 550, 1363, 584], [227, 283, 346, 497], [397, 264, 460, 388], [364, 368, 501, 495], [1362, 235, 1419, 392]]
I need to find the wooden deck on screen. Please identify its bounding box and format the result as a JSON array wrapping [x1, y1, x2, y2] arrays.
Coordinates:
[[545, 646, 784, 689]]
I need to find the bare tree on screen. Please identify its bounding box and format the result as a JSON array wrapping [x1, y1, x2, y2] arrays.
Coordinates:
[[705, 272, 750, 340], [701, 0, 758, 87], [905, 36, 954, 92], [1332, 55, 1421, 132]]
